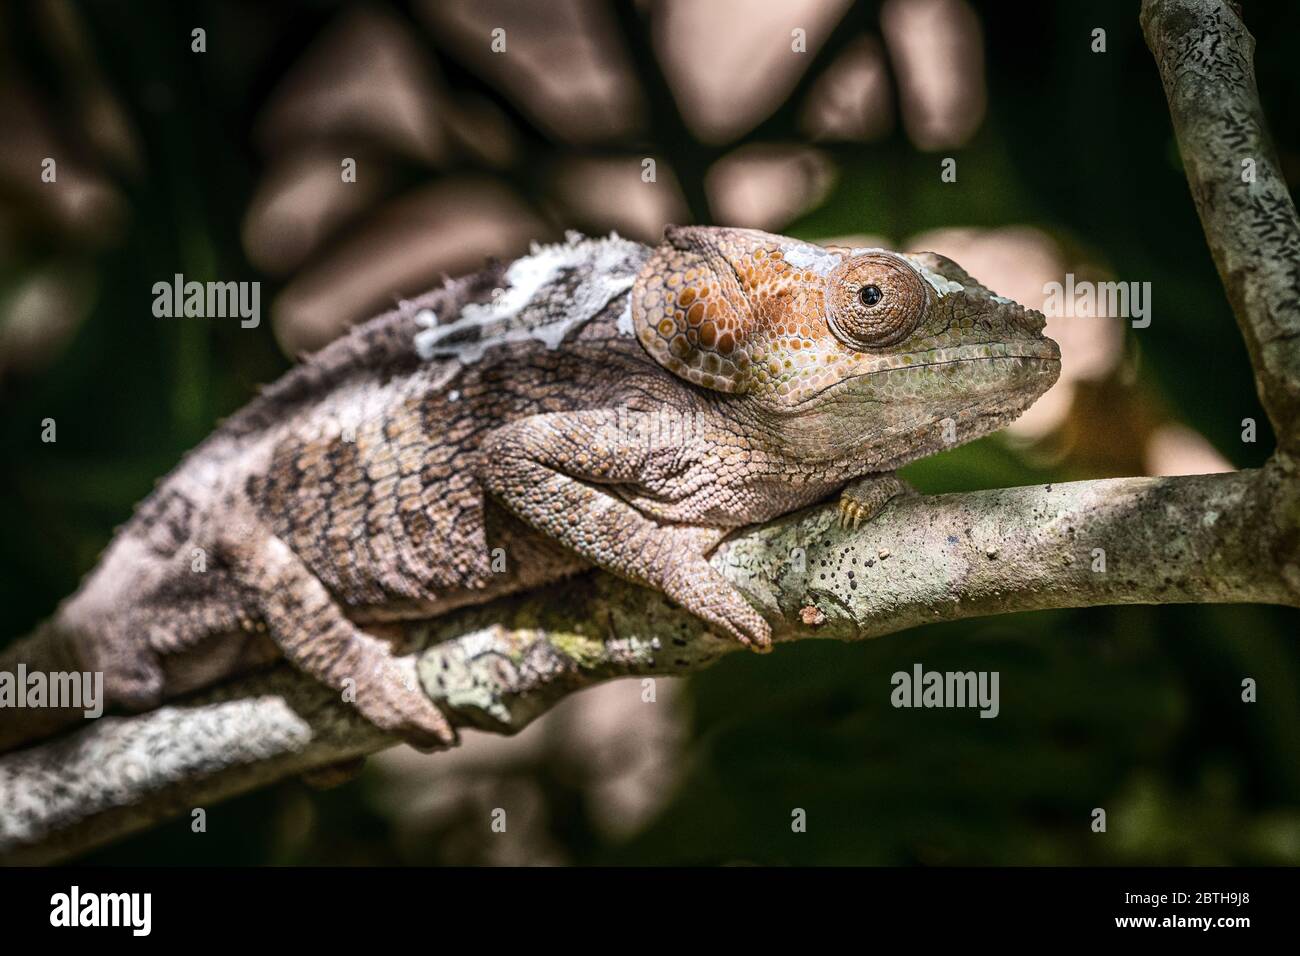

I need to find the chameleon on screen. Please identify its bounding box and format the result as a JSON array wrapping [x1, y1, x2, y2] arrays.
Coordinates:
[[0, 226, 1059, 752]]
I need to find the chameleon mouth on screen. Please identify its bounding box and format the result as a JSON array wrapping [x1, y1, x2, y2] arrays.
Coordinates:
[[790, 339, 1061, 408]]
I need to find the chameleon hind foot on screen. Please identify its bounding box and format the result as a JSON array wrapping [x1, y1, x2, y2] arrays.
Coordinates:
[[216, 516, 456, 751]]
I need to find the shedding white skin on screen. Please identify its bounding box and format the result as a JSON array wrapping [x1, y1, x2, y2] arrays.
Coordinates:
[[891, 251, 965, 297], [782, 243, 843, 275], [412, 234, 971, 367], [617, 296, 635, 336], [414, 232, 647, 363]]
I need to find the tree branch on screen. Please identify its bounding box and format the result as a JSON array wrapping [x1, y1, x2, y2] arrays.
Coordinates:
[[3, 0, 1300, 866], [3, 467, 1297, 864], [1142, 0, 1300, 448]]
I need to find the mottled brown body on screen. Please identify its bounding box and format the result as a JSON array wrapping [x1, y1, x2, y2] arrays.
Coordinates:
[[256, 312, 654, 616], [1, 228, 1059, 753]]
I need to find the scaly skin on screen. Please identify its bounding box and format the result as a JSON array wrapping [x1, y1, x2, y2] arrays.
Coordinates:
[[0, 227, 1059, 752]]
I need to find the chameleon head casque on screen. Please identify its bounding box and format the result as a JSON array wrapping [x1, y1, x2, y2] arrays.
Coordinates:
[[632, 225, 1061, 467]]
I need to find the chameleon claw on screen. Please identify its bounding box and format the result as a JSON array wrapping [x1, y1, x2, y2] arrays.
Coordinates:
[[838, 474, 912, 531]]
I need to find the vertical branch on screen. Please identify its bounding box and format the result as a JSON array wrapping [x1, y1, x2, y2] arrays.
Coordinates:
[[1142, 0, 1300, 450]]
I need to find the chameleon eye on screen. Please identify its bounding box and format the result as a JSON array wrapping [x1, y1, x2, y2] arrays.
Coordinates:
[[826, 254, 929, 350], [859, 284, 882, 307]]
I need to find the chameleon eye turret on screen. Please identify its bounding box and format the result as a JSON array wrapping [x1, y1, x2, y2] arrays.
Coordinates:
[[825, 252, 931, 351]]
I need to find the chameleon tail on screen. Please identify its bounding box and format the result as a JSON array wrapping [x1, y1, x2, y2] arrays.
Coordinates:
[[0, 619, 92, 753]]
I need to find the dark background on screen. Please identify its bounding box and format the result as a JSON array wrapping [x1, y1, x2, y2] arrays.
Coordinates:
[[1, 0, 1297, 864]]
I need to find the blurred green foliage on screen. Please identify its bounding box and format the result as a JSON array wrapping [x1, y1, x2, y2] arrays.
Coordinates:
[[2, 0, 1298, 864]]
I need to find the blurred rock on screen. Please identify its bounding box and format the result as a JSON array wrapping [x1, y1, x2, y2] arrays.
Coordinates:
[[418, 0, 644, 144], [0, 90, 127, 248], [881, 0, 985, 150], [707, 144, 834, 231], [654, 0, 852, 144], [1144, 423, 1233, 477], [243, 149, 389, 277], [255, 7, 449, 165], [35, 0, 142, 176], [801, 33, 894, 142], [0, 262, 96, 381], [271, 178, 546, 355], [548, 155, 689, 243]]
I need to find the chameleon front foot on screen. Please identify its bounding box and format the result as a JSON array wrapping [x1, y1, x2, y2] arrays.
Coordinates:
[[837, 473, 913, 529]]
